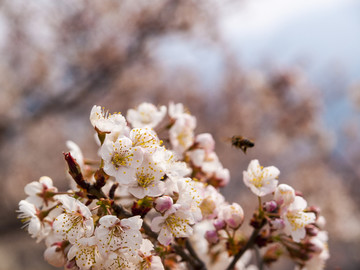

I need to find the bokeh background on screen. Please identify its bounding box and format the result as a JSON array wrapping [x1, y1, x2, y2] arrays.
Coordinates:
[[1, 0, 360, 269]]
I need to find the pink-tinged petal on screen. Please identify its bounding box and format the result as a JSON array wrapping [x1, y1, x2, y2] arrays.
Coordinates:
[[289, 196, 307, 211], [262, 166, 280, 180], [83, 219, 94, 237], [39, 176, 54, 187], [56, 195, 76, 211], [115, 168, 137, 184], [147, 182, 165, 197], [28, 217, 41, 236], [99, 215, 118, 227], [128, 186, 146, 199], [258, 179, 278, 196], [121, 216, 143, 230], [248, 159, 260, 172], [158, 227, 172, 246], [118, 137, 133, 148], [291, 228, 306, 243], [129, 147, 144, 168], [67, 245, 77, 261], [151, 216, 165, 233], [24, 182, 42, 196]]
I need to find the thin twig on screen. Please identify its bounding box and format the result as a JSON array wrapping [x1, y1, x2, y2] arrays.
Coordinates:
[[226, 224, 265, 270]]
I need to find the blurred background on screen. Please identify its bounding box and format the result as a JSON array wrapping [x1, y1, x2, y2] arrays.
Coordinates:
[[1, 0, 360, 269]]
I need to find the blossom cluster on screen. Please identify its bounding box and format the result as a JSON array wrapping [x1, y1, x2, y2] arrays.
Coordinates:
[[18, 102, 329, 270]]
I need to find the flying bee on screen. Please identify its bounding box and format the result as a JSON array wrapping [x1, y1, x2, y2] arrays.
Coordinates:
[[226, 136, 255, 154]]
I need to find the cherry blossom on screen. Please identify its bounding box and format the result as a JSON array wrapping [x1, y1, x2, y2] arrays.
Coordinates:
[[67, 237, 103, 270], [132, 239, 164, 270], [243, 159, 280, 197], [18, 200, 51, 242], [151, 204, 195, 246], [100, 137, 144, 184], [90, 105, 127, 133], [53, 195, 94, 244], [127, 102, 167, 128], [24, 176, 58, 208], [282, 196, 316, 242], [169, 114, 196, 156], [95, 215, 143, 256]]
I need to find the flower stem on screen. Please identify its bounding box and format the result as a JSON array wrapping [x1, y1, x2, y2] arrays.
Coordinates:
[[225, 222, 266, 270]]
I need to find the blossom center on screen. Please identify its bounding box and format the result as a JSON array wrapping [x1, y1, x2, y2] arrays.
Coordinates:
[[165, 214, 189, 237], [137, 173, 155, 188], [112, 152, 133, 168]]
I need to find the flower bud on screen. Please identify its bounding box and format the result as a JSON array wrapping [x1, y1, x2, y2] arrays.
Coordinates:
[[307, 237, 325, 254], [270, 218, 285, 230], [205, 230, 219, 244], [213, 219, 226, 231], [264, 200, 277, 212], [154, 196, 173, 213], [219, 203, 244, 229], [44, 245, 66, 267], [305, 224, 319, 237]]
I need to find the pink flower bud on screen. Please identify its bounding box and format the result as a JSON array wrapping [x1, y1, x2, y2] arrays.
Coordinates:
[[154, 196, 173, 213], [305, 224, 319, 237], [205, 230, 219, 244], [44, 245, 66, 267], [219, 203, 244, 229], [213, 219, 226, 230], [264, 200, 277, 212]]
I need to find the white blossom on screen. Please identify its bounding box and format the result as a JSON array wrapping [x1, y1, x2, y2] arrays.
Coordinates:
[[283, 196, 316, 242], [95, 215, 143, 256], [199, 185, 225, 220], [100, 252, 135, 270], [24, 176, 58, 208], [151, 204, 195, 246], [243, 159, 280, 197], [53, 195, 94, 244], [100, 137, 144, 184], [130, 127, 162, 154], [90, 105, 127, 133], [128, 154, 165, 199], [67, 237, 103, 270], [18, 200, 51, 242], [130, 239, 164, 270], [176, 178, 203, 222], [127, 102, 167, 128], [169, 114, 196, 156]]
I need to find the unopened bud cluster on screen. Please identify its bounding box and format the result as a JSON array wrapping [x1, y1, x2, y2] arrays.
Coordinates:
[[18, 102, 329, 270]]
